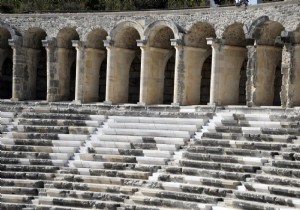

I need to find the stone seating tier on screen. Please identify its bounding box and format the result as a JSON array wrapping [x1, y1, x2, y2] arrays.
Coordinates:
[[2, 104, 300, 209]]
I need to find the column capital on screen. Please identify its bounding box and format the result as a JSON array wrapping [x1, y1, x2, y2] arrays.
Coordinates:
[[137, 39, 147, 47], [42, 37, 57, 48], [8, 35, 22, 48], [104, 39, 114, 48], [171, 39, 183, 47], [72, 40, 85, 49]]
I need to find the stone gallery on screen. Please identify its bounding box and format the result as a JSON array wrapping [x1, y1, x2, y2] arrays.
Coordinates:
[[0, 0, 300, 209]]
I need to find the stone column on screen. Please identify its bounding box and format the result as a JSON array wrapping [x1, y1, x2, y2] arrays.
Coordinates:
[[171, 39, 210, 105], [72, 40, 85, 102], [9, 36, 26, 101], [74, 41, 106, 103], [281, 31, 300, 107], [42, 37, 57, 102], [138, 40, 174, 105], [208, 38, 247, 105], [104, 40, 135, 104], [247, 44, 282, 106]]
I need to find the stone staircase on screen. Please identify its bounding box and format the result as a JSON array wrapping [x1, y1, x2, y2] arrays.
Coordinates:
[[1, 103, 300, 210]]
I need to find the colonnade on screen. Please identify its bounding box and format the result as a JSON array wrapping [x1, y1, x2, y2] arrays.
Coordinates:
[[0, 17, 299, 107]]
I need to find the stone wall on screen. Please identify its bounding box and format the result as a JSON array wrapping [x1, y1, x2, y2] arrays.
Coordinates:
[[0, 0, 299, 106]]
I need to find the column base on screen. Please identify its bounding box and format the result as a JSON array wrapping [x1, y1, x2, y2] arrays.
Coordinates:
[[104, 100, 112, 105]]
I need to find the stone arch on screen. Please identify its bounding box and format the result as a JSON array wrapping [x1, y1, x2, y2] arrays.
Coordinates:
[[0, 21, 20, 39], [184, 22, 216, 49], [0, 26, 13, 99], [57, 27, 79, 49], [140, 20, 181, 104], [56, 27, 79, 101], [222, 22, 246, 47], [83, 28, 108, 102], [248, 16, 284, 46], [105, 21, 142, 104], [22, 27, 47, 100], [110, 20, 143, 50], [145, 20, 183, 50], [86, 28, 108, 50]]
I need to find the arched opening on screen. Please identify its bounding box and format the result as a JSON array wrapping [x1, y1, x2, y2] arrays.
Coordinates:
[[213, 22, 247, 105], [200, 55, 212, 105], [163, 55, 175, 104], [23, 27, 47, 100], [113, 26, 141, 104], [70, 61, 76, 101], [56, 27, 79, 101], [273, 63, 282, 106], [128, 56, 141, 103], [183, 22, 215, 105], [249, 19, 284, 106], [84, 28, 108, 103], [239, 59, 248, 105], [0, 57, 12, 99], [0, 27, 13, 99], [148, 25, 175, 104]]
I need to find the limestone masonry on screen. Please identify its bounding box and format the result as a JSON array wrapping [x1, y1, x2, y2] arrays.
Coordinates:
[[1, 1, 300, 210]]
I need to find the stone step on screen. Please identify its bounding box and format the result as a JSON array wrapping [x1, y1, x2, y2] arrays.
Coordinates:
[[0, 144, 78, 153], [243, 182, 300, 197], [183, 152, 268, 166], [19, 112, 106, 121], [78, 153, 138, 163], [0, 111, 15, 118], [50, 181, 138, 195], [0, 117, 13, 125], [0, 178, 45, 188], [0, 151, 72, 160], [0, 171, 55, 180], [108, 116, 207, 126], [4, 132, 89, 141], [1, 138, 83, 147], [106, 122, 199, 132], [151, 173, 241, 189], [90, 141, 179, 151], [13, 125, 69, 134], [179, 159, 261, 173], [234, 190, 300, 207], [59, 168, 151, 179], [131, 195, 213, 210], [165, 167, 250, 181], [34, 204, 94, 210], [138, 188, 222, 204], [35, 196, 121, 209], [0, 186, 39, 195], [0, 157, 68, 166], [45, 188, 129, 202], [262, 128, 300, 135], [262, 166, 300, 178], [0, 194, 35, 204], [0, 203, 29, 210], [102, 128, 192, 138], [271, 159, 300, 169], [17, 118, 101, 127], [95, 135, 187, 145], [194, 139, 289, 151], [252, 174, 300, 187], [200, 132, 297, 143], [85, 149, 174, 158], [224, 148, 278, 158], [1, 164, 60, 173], [225, 198, 298, 210], [69, 160, 136, 170], [238, 120, 282, 128]]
